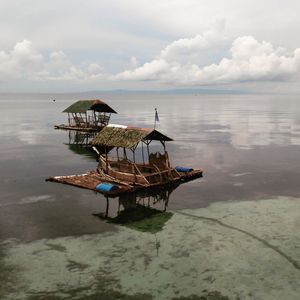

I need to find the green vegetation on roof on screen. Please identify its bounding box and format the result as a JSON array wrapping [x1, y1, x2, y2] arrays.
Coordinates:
[[63, 99, 117, 113], [92, 126, 148, 148]]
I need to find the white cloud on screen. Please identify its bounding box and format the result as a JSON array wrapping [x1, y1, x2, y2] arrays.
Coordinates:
[[207, 36, 300, 82], [2, 1, 300, 91], [114, 35, 300, 85], [2, 34, 300, 90], [160, 19, 226, 62], [87, 63, 103, 75], [113, 59, 170, 81], [0, 40, 105, 82], [0, 40, 43, 78]]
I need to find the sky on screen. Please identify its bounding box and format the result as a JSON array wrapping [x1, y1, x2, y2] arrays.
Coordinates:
[[1, 0, 300, 92]]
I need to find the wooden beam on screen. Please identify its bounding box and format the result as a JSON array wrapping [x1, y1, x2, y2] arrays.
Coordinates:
[[141, 141, 145, 164], [105, 148, 108, 173]]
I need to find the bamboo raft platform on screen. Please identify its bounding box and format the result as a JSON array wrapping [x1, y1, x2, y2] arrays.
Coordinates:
[[46, 168, 203, 197], [54, 124, 100, 132]]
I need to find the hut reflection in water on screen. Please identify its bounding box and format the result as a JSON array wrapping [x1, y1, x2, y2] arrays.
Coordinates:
[[93, 184, 179, 233], [65, 131, 110, 158]]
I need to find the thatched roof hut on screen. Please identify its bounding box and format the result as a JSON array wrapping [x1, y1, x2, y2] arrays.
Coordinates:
[[63, 99, 117, 114], [55, 99, 117, 131], [91, 126, 173, 149]]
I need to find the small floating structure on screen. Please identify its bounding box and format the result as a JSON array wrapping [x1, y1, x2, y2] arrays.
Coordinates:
[[54, 99, 117, 132], [47, 125, 203, 196]]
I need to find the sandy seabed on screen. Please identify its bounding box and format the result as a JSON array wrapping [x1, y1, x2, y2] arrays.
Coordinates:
[[1, 196, 300, 300]]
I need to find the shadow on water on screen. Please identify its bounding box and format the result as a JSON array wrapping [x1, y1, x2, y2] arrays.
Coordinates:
[[65, 131, 98, 159], [93, 185, 179, 233], [65, 130, 113, 159]]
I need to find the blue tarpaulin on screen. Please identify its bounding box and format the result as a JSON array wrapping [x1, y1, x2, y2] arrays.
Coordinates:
[[175, 166, 193, 173], [96, 183, 118, 193]]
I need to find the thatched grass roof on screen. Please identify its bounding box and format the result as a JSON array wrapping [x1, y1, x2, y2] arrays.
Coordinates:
[[63, 100, 117, 113], [91, 126, 173, 148]]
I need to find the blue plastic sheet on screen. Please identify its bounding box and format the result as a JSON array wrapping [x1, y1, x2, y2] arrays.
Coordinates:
[[175, 166, 193, 172], [96, 183, 118, 192]]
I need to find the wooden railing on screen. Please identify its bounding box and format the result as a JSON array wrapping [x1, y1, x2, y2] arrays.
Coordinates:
[[67, 114, 110, 128], [98, 155, 180, 186]]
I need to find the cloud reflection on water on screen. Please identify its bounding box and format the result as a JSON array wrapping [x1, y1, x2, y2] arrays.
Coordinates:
[[116, 94, 300, 150], [1, 93, 300, 241]]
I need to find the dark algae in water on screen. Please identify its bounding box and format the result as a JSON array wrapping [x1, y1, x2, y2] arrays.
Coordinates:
[[122, 211, 173, 233], [173, 291, 230, 300]]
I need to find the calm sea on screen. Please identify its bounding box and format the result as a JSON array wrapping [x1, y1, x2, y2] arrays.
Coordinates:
[[0, 92, 300, 241], [1, 92, 300, 299]]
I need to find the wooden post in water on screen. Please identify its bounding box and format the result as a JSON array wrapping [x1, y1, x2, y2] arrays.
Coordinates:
[[117, 199, 120, 215], [105, 196, 109, 218], [164, 190, 170, 212]]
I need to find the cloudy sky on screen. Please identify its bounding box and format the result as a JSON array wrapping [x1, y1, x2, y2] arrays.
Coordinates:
[[1, 0, 300, 92]]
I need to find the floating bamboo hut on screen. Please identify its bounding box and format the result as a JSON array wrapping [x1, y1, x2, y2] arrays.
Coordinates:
[[54, 99, 117, 132], [47, 125, 203, 196], [92, 125, 180, 185]]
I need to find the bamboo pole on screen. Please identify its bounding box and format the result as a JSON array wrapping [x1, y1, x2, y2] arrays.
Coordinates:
[[93, 110, 96, 126], [142, 142, 145, 164], [105, 196, 109, 218], [105, 148, 108, 173], [146, 141, 150, 161], [116, 147, 119, 161]]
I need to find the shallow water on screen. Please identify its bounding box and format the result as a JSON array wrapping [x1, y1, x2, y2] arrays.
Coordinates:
[[1, 92, 300, 299], [2, 197, 300, 300]]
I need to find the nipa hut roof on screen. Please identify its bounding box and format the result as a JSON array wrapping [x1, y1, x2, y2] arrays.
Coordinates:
[[91, 126, 173, 149], [63, 100, 117, 114]]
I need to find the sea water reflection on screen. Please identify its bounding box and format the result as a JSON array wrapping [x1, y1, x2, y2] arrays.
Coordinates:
[[0, 93, 300, 241], [93, 185, 178, 234], [1, 93, 300, 300]]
